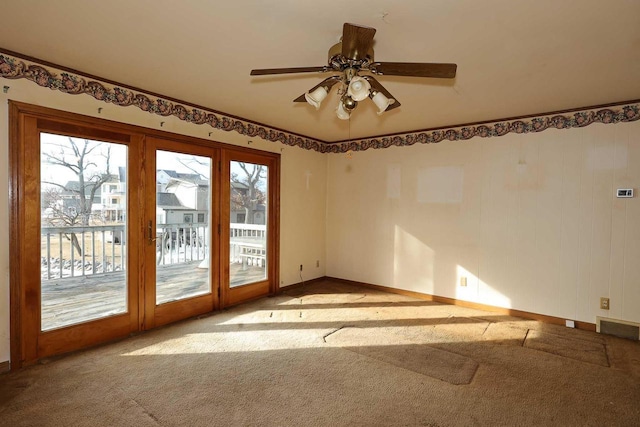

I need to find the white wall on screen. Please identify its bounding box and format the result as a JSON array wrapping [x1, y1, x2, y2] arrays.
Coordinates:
[[326, 122, 640, 325], [0, 78, 327, 364], [280, 145, 327, 285]]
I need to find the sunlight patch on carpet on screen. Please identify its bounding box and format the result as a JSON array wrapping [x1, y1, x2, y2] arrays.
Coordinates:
[[524, 330, 609, 367], [325, 327, 478, 384]]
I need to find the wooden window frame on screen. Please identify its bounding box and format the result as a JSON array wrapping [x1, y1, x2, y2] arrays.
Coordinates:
[[9, 101, 280, 369]]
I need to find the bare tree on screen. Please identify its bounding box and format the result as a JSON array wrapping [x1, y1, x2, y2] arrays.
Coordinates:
[[163, 156, 266, 224], [176, 157, 207, 179], [231, 163, 266, 224], [42, 138, 113, 255]]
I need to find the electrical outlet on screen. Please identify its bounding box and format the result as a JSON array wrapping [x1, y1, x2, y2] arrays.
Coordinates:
[[600, 297, 610, 310], [299, 264, 303, 272], [316, 260, 320, 268], [460, 277, 467, 287]]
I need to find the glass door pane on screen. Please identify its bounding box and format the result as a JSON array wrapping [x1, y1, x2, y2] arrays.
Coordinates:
[[155, 150, 211, 304], [40, 133, 128, 331], [229, 161, 268, 287]]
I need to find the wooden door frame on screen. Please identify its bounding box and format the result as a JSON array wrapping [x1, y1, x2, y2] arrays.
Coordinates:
[[143, 136, 222, 329], [9, 101, 280, 369], [222, 149, 280, 306], [9, 103, 144, 367]]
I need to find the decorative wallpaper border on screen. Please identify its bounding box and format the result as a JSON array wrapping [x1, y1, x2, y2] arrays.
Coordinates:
[[1, 52, 639, 154], [325, 103, 640, 153], [0, 53, 325, 152]]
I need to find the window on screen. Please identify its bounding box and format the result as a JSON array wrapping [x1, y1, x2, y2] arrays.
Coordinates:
[[10, 102, 280, 367]]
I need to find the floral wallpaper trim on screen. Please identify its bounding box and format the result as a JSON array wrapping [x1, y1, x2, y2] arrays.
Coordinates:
[[325, 103, 640, 153], [1, 52, 639, 154], [0, 53, 325, 152]]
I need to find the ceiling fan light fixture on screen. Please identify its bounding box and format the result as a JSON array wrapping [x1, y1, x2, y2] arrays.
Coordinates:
[[336, 98, 351, 120], [371, 90, 395, 115], [250, 24, 457, 120], [304, 86, 329, 110], [347, 76, 371, 101]]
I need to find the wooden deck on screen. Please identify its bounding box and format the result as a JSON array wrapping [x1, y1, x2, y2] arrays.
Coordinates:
[[41, 262, 266, 331]]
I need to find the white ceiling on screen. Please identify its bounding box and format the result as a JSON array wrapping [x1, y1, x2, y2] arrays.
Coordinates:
[[2, 0, 639, 142]]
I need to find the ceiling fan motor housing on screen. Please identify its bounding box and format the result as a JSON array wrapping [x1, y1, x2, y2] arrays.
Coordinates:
[[328, 41, 375, 68]]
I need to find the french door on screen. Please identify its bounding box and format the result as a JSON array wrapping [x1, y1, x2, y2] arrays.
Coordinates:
[[13, 115, 143, 363], [222, 150, 279, 306], [143, 137, 220, 329], [10, 102, 279, 368]]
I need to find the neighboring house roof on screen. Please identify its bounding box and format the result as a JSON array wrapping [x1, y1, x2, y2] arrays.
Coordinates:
[[61, 181, 84, 194], [159, 169, 208, 188], [158, 169, 179, 179], [159, 170, 201, 181], [60, 181, 102, 202], [62, 175, 118, 196], [231, 181, 249, 190], [176, 172, 202, 181], [156, 192, 187, 208]]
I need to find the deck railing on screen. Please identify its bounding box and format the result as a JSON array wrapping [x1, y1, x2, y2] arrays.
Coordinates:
[[41, 224, 127, 280], [155, 223, 208, 265], [41, 222, 266, 280], [230, 223, 266, 267]]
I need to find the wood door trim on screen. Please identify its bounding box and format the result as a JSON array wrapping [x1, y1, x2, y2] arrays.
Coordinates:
[[143, 136, 221, 329], [153, 294, 216, 328], [269, 153, 281, 295], [37, 118, 131, 144], [22, 116, 44, 364], [222, 150, 280, 306], [10, 104, 146, 367], [227, 281, 270, 306], [9, 101, 280, 369], [9, 102, 24, 369], [37, 314, 132, 357], [9, 101, 281, 158], [220, 155, 231, 306]]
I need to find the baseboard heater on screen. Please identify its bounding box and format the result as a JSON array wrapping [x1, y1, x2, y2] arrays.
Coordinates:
[[596, 317, 640, 341]]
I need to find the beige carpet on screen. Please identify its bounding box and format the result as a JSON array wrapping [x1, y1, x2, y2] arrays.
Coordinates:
[[1, 279, 639, 426]]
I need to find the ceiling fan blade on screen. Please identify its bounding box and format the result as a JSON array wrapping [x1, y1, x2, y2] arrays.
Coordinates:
[[341, 23, 376, 61], [250, 66, 328, 76], [294, 77, 342, 102], [371, 62, 457, 78], [364, 76, 401, 111]]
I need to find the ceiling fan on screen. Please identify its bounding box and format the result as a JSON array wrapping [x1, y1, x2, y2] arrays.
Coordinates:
[[250, 23, 457, 120]]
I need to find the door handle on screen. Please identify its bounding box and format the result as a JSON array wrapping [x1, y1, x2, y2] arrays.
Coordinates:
[[148, 220, 157, 243]]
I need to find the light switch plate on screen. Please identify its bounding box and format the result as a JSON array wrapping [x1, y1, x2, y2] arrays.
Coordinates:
[[617, 189, 633, 198]]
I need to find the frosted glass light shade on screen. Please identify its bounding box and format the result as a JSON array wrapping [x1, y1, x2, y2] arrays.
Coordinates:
[[371, 91, 395, 115], [347, 76, 371, 101], [305, 86, 329, 110], [336, 100, 351, 120]]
